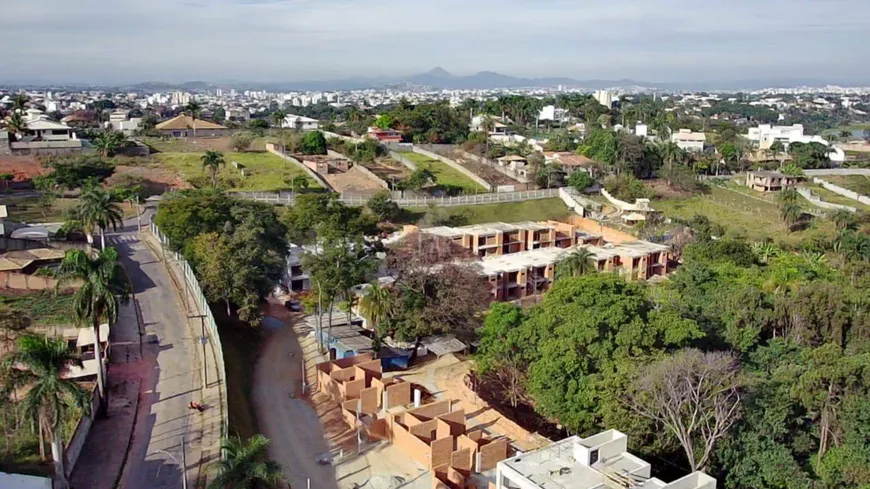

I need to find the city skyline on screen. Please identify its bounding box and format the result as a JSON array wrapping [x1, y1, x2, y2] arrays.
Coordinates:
[[2, 0, 870, 85]]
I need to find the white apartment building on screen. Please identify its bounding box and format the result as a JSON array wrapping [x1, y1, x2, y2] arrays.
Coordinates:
[[671, 129, 706, 152], [496, 430, 716, 489], [594, 90, 614, 108]]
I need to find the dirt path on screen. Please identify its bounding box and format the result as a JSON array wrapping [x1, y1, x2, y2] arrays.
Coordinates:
[[252, 305, 341, 489]]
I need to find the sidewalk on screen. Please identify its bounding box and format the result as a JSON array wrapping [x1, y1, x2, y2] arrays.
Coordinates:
[[139, 231, 225, 488]]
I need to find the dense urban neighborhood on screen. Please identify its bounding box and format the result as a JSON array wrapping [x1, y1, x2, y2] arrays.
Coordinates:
[[2, 57, 870, 489]]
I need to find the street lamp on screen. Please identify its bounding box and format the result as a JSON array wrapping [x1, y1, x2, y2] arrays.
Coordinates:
[[151, 437, 187, 489]]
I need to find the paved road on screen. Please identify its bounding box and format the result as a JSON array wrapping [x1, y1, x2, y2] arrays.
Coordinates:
[[110, 219, 202, 489]]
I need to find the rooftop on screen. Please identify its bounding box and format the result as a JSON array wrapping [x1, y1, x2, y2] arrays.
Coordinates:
[[499, 430, 716, 489], [154, 114, 227, 131]]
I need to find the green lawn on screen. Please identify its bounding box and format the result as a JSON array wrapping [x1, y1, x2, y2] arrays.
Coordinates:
[[802, 183, 870, 212], [405, 198, 573, 226], [153, 151, 319, 192], [654, 186, 833, 245], [402, 152, 488, 193], [0, 291, 76, 326]]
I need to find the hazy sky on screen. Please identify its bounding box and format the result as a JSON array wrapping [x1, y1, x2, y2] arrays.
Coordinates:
[[2, 0, 869, 84]]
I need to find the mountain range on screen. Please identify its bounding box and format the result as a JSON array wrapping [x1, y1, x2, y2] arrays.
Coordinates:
[[23, 67, 858, 92]]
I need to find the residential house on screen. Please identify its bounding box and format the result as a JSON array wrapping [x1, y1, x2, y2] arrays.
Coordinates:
[[495, 155, 528, 177], [544, 151, 597, 176], [154, 114, 231, 138], [367, 127, 403, 143], [671, 129, 706, 152], [470, 115, 510, 136], [746, 123, 845, 162], [746, 171, 797, 192], [3, 113, 82, 156], [496, 430, 716, 489], [282, 114, 319, 131]]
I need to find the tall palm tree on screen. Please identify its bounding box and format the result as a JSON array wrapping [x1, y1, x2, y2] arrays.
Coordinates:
[[270, 109, 287, 136], [3, 334, 90, 487], [185, 100, 202, 137], [78, 186, 124, 250], [556, 247, 597, 279], [658, 141, 685, 186], [55, 248, 130, 410], [770, 141, 785, 168], [201, 150, 226, 187], [829, 208, 857, 230], [359, 282, 392, 339], [5, 112, 28, 141], [209, 435, 284, 489], [480, 114, 496, 157], [778, 191, 803, 232], [12, 92, 28, 111]]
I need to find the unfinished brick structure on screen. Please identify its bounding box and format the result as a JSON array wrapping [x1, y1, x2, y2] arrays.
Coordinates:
[[316, 353, 412, 438], [315, 355, 510, 489], [389, 400, 509, 489]]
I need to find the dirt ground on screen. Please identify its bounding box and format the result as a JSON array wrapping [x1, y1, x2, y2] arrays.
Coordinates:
[[141, 136, 267, 153], [253, 298, 430, 489], [0, 156, 47, 181], [110, 164, 190, 190], [452, 152, 522, 187], [324, 165, 387, 196]]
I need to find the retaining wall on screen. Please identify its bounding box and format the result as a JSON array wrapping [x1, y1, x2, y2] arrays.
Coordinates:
[[265, 143, 333, 191], [811, 177, 870, 206], [456, 150, 532, 184], [797, 186, 857, 213], [412, 147, 493, 192], [390, 151, 418, 171]]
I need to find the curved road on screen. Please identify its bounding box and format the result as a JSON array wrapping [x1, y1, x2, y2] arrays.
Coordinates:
[[112, 214, 203, 489]]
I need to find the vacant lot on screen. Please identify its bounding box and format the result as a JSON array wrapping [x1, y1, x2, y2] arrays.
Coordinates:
[[406, 198, 573, 226], [0, 290, 75, 326], [141, 136, 268, 153], [153, 151, 320, 192], [0, 195, 138, 223], [402, 152, 487, 193], [654, 185, 834, 244], [825, 175, 870, 196]]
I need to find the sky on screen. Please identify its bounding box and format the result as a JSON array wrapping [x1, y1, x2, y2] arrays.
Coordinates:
[[2, 0, 870, 85]]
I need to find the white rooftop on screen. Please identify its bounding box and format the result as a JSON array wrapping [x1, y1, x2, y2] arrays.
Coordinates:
[[0, 472, 52, 489], [498, 430, 716, 489]]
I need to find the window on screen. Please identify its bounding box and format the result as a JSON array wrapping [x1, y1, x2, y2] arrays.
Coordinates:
[[589, 448, 599, 465]]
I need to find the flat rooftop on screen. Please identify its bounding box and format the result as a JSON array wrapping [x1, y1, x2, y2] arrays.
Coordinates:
[[477, 241, 668, 275]]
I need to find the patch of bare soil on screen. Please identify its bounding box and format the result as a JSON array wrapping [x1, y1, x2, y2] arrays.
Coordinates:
[[111, 164, 190, 190], [325, 165, 386, 196], [0, 156, 46, 181]]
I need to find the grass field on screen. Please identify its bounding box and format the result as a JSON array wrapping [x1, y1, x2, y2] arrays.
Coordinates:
[[825, 175, 870, 196], [403, 152, 488, 193], [654, 185, 833, 245], [0, 196, 138, 224], [803, 183, 870, 212], [0, 291, 75, 326], [405, 198, 573, 226], [153, 151, 319, 192]]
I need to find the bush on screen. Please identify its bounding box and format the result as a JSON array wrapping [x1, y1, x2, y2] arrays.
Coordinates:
[[367, 191, 401, 222], [301, 131, 328, 155], [603, 174, 653, 201], [44, 155, 115, 190], [230, 132, 254, 152], [567, 171, 595, 192]]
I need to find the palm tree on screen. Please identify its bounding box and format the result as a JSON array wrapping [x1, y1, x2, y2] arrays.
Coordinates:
[[201, 150, 226, 187], [270, 109, 287, 136], [93, 131, 126, 158], [480, 114, 496, 157], [185, 100, 202, 137], [556, 248, 597, 279], [778, 197, 803, 232], [770, 141, 785, 168], [209, 435, 284, 489], [829, 208, 857, 230], [359, 282, 392, 339], [3, 334, 90, 487], [78, 186, 124, 250], [658, 141, 685, 186], [751, 242, 781, 264], [55, 248, 130, 411], [5, 112, 28, 141], [12, 92, 28, 111]]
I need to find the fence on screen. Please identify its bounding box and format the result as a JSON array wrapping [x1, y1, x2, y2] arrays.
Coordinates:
[[150, 223, 229, 448], [811, 177, 870, 206], [65, 385, 101, 475], [389, 150, 417, 171], [237, 188, 561, 207], [456, 150, 532, 184]]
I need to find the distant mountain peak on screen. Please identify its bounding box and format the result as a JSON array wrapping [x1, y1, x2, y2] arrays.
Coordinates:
[[425, 67, 453, 78]]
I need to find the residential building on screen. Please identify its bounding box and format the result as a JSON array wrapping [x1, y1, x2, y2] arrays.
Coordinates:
[[671, 129, 706, 152], [594, 90, 614, 108], [2, 115, 82, 155], [544, 151, 597, 175], [496, 155, 528, 174], [414, 219, 671, 301], [496, 430, 716, 489], [282, 114, 319, 131], [470, 115, 510, 135], [367, 127, 403, 143], [154, 114, 231, 138], [283, 244, 312, 292], [745, 123, 845, 162], [746, 171, 798, 192]]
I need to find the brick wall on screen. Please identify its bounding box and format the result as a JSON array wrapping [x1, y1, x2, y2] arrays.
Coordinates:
[[478, 438, 509, 471], [430, 436, 454, 469], [385, 382, 411, 408]]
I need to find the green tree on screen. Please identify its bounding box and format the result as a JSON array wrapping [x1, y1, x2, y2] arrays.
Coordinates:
[[366, 190, 400, 221], [185, 100, 202, 137], [77, 185, 124, 250], [374, 114, 394, 130], [556, 247, 597, 279], [208, 435, 284, 489], [658, 141, 686, 187], [2, 335, 90, 487], [475, 303, 530, 408], [287, 175, 309, 193], [270, 109, 287, 135], [201, 150, 226, 187], [55, 248, 130, 410], [300, 131, 328, 155], [5, 112, 28, 140], [566, 171, 595, 192], [32, 174, 58, 218], [777, 189, 803, 231], [230, 132, 254, 152], [402, 167, 437, 190], [359, 282, 393, 341]]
